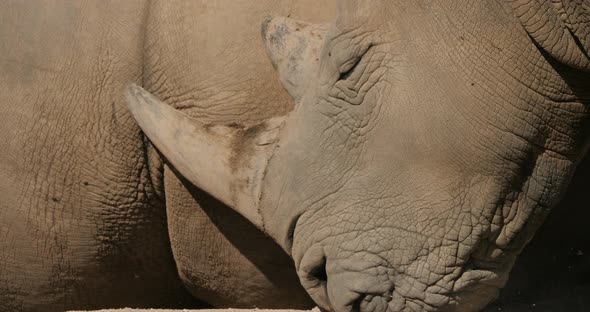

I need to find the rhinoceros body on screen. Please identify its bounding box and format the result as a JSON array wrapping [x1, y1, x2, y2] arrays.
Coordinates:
[[1, 1, 589, 312]]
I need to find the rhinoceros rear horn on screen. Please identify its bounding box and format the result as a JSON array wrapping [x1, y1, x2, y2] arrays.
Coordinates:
[[261, 16, 328, 102], [125, 84, 285, 230]]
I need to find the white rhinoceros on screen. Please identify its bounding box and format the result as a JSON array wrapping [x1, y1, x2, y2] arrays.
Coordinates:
[[1, 0, 589, 312]]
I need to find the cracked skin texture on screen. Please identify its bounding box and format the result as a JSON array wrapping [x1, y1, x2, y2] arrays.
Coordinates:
[[0, 1, 198, 311], [257, 1, 590, 311], [1, 1, 590, 312], [0, 0, 336, 311]]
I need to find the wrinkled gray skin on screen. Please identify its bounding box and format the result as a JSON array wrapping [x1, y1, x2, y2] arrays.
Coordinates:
[[258, 1, 590, 311], [1, 1, 590, 312], [131, 0, 590, 312]]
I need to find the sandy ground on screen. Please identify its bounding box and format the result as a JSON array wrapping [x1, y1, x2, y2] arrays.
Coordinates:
[[70, 309, 318, 312]]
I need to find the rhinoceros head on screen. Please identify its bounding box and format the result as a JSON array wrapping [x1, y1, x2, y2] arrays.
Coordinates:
[[126, 1, 590, 311]]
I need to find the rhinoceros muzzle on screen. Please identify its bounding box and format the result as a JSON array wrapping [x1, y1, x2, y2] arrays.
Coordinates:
[[297, 244, 396, 312]]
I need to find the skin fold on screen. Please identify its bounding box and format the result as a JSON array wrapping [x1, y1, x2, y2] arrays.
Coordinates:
[[1, 0, 589, 312]]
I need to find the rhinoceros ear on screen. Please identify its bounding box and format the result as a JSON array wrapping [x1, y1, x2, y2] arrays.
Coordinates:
[[125, 84, 284, 230], [512, 0, 590, 71], [261, 16, 329, 102]]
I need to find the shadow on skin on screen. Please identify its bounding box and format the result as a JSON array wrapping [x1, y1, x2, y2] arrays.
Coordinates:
[[485, 152, 590, 311], [173, 172, 314, 308]]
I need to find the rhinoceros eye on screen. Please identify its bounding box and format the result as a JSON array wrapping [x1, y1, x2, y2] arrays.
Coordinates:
[[338, 57, 361, 81], [330, 43, 383, 105], [337, 44, 373, 81]]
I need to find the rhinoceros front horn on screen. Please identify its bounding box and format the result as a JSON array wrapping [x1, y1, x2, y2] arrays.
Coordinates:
[[125, 84, 285, 230]]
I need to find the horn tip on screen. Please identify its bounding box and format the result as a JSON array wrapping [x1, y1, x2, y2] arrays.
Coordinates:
[[125, 83, 158, 114], [126, 83, 142, 96]]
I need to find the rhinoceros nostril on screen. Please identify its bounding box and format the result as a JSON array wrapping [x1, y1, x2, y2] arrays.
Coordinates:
[[299, 247, 331, 310], [299, 246, 328, 285], [309, 256, 327, 282], [351, 294, 367, 312]]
